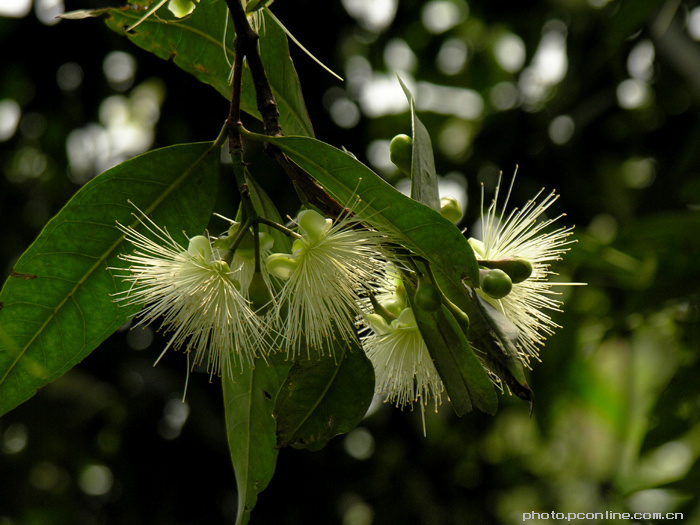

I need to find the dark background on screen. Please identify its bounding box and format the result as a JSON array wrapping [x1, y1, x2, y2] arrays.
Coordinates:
[[1, 0, 700, 523]]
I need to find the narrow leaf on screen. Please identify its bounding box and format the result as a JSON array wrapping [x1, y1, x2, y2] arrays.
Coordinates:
[[274, 340, 375, 451], [398, 76, 440, 212], [0, 142, 219, 417], [223, 356, 290, 525], [406, 281, 498, 416]]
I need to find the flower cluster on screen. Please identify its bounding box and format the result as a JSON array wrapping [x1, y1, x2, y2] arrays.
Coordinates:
[[115, 175, 579, 412]]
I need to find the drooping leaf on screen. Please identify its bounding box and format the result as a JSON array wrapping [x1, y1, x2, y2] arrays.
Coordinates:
[[405, 281, 498, 417], [0, 142, 219, 417], [223, 355, 291, 525], [398, 76, 440, 212], [240, 130, 481, 290], [274, 339, 375, 451], [63, 1, 314, 137], [469, 290, 533, 406]]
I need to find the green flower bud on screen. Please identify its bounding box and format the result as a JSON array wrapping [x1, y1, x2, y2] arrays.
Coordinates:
[[440, 196, 463, 224], [480, 257, 533, 284], [248, 272, 273, 314], [266, 253, 299, 280], [187, 235, 212, 260], [414, 277, 442, 312], [389, 134, 413, 175], [480, 268, 513, 299], [297, 209, 332, 245]]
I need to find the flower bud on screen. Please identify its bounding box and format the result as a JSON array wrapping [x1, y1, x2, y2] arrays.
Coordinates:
[[413, 277, 442, 312], [440, 196, 463, 224], [480, 268, 513, 299], [248, 271, 273, 314], [480, 257, 533, 284], [187, 235, 212, 260], [389, 134, 413, 175], [297, 209, 332, 245], [266, 253, 299, 280]]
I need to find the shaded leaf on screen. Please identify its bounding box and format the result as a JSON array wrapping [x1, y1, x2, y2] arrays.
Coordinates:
[[223, 355, 291, 525], [65, 1, 313, 137], [0, 142, 219, 417], [406, 281, 498, 416], [274, 339, 375, 451]]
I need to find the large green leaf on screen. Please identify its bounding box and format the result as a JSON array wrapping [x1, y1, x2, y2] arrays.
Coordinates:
[[223, 355, 291, 525], [65, 1, 314, 137], [240, 130, 481, 290], [274, 340, 375, 451], [398, 76, 440, 212], [0, 142, 219, 417]]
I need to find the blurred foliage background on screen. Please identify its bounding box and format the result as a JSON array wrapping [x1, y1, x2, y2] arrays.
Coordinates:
[[1, 0, 700, 523]]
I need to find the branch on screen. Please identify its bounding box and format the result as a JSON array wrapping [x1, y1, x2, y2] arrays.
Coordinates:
[[223, 0, 281, 137]]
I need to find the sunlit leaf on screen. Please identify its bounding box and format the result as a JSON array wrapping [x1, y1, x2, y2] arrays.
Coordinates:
[[0, 142, 219, 417]]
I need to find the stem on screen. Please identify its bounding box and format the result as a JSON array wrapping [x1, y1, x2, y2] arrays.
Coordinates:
[[224, 0, 281, 137], [252, 221, 261, 272], [258, 216, 302, 239], [227, 34, 246, 153]]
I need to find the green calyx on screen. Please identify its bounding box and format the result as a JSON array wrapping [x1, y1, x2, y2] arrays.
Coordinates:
[[389, 134, 413, 175], [480, 268, 513, 299]]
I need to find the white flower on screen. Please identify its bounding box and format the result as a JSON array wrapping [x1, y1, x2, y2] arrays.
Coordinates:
[[362, 307, 444, 412], [113, 210, 265, 379], [468, 172, 580, 364], [266, 209, 385, 357]]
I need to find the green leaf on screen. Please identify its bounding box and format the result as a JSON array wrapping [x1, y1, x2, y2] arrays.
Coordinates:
[[469, 291, 533, 407], [274, 339, 375, 451], [398, 76, 440, 212], [223, 355, 290, 525], [406, 281, 498, 416], [0, 142, 219, 417], [64, 1, 314, 137], [240, 131, 481, 290]]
